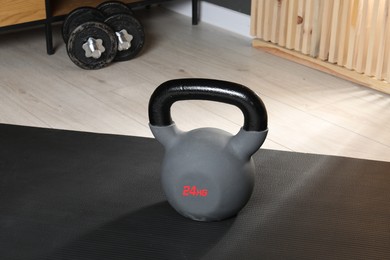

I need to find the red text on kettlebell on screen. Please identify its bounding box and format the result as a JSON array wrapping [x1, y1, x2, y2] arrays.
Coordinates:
[[182, 186, 208, 197]]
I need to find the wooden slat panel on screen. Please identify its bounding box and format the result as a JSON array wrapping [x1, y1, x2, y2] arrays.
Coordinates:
[[294, 0, 306, 52], [337, 0, 352, 66], [328, 0, 342, 63], [278, 0, 289, 47], [387, 40, 390, 82], [345, 0, 360, 69], [301, 0, 314, 55], [318, 0, 333, 60], [286, 0, 298, 49], [262, 0, 273, 41], [256, 0, 266, 38], [365, 0, 381, 76], [385, 3, 390, 82], [309, 0, 322, 58], [354, 0, 369, 73], [250, 0, 390, 85], [374, 0, 389, 80], [250, 0, 259, 36], [270, 0, 281, 43]]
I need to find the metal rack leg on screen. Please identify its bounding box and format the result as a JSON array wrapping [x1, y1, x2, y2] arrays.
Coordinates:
[[192, 0, 200, 25], [45, 0, 54, 55], [45, 23, 54, 55]]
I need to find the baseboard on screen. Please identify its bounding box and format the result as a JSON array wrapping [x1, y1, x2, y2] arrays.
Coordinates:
[[162, 0, 251, 38]]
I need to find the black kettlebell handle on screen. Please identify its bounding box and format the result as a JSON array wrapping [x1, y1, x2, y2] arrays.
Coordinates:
[[148, 79, 268, 132]]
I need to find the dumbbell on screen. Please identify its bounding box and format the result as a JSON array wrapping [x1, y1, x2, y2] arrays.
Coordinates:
[[97, 1, 145, 62], [96, 1, 134, 17], [62, 7, 118, 70]]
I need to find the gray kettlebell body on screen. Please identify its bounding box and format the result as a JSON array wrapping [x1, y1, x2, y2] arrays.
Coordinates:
[[149, 79, 268, 221]]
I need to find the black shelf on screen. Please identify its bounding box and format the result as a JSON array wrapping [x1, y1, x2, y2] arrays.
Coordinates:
[[0, 0, 200, 55]]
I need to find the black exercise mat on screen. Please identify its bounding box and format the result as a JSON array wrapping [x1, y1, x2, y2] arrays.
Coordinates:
[[0, 124, 389, 260]]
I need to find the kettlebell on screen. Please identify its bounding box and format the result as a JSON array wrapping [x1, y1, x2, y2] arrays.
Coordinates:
[[148, 79, 268, 221]]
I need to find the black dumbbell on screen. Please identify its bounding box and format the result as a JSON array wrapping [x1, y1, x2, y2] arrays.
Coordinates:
[[62, 7, 105, 43], [63, 7, 118, 70], [96, 1, 134, 17], [97, 1, 145, 62]]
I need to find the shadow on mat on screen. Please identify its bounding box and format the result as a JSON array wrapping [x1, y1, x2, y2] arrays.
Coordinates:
[[46, 202, 234, 260]]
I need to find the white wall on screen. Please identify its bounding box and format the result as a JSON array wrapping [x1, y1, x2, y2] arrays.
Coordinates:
[[163, 0, 252, 38]]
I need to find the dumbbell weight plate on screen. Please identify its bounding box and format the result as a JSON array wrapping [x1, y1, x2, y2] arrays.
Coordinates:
[[62, 7, 105, 43], [97, 1, 134, 17], [67, 21, 118, 70], [105, 13, 145, 62]]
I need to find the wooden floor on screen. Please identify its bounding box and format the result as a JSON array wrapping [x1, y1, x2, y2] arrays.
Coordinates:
[[1, 7, 389, 162]]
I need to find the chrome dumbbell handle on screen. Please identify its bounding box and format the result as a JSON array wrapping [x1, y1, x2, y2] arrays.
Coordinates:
[[82, 37, 106, 59], [116, 29, 133, 51]]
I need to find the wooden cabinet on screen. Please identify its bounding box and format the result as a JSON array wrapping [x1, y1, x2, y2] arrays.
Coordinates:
[[0, 0, 149, 27], [50, 0, 140, 17], [0, 0, 46, 27]]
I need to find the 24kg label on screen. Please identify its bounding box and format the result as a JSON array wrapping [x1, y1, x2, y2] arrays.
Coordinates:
[[182, 186, 208, 197]]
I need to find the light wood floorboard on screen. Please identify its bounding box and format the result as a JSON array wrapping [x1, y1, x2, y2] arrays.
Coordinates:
[[0, 7, 389, 162]]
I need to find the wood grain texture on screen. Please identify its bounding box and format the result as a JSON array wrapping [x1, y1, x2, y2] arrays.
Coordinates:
[[251, 0, 390, 86], [364, 0, 381, 76], [270, 0, 280, 43], [336, 0, 351, 66], [294, 0, 305, 52], [256, 0, 266, 38], [387, 2, 390, 82], [0, 0, 144, 27], [309, 0, 322, 58], [318, 0, 333, 61], [0, 0, 45, 27], [278, 0, 288, 47], [262, 0, 272, 42], [0, 7, 389, 162], [375, 0, 389, 80], [354, 0, 369, 73], [51, 0, 141, 16], [345, 0, 359, 69], [285, 0, 298, 49], [250, 0, 259, 36], [328, 0, 341, 63], [301, 0, 313, 55]]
